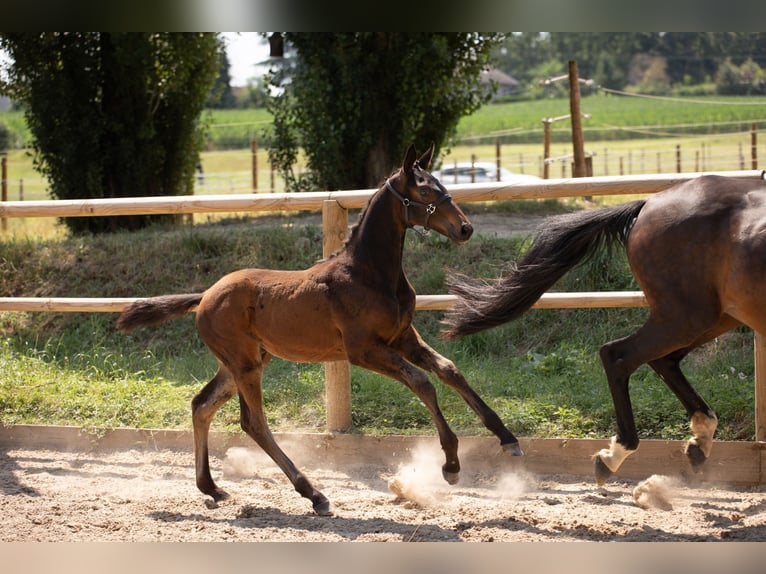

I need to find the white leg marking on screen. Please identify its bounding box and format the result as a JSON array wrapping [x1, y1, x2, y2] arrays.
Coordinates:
[[595, 435, 635, 473], [688, 411, 717, 458]]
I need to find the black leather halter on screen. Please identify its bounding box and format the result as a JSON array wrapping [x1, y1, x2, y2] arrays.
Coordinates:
[[385, 179, 452, 236]]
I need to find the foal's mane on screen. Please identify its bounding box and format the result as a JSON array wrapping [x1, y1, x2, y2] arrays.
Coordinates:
[[321, 167, 402, 261]]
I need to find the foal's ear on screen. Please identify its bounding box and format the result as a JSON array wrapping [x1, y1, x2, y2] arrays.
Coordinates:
[[403, 144, 418, 174], [417, 142, 435, 170]]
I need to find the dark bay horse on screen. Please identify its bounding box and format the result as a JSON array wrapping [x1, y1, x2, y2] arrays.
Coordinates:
[[442, 174, 766, 484], [117, 144, 520, 516]]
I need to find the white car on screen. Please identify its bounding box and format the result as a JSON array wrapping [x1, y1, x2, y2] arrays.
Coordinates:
[[432, 162, 541, 184]]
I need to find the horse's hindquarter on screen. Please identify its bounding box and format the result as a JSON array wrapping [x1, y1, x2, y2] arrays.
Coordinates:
[[721, 188, 766, 331], [628, 177, 766, 330]]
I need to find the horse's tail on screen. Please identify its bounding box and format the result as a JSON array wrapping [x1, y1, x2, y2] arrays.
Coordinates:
[[441, 199, 647, 339], [116, 293, 203, 333]]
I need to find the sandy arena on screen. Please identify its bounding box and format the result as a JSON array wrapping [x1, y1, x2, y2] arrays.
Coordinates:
[[3, 433, 766, 542]]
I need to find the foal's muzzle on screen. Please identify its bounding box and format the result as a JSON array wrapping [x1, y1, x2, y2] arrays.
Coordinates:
[[459, 221, 474, 242]]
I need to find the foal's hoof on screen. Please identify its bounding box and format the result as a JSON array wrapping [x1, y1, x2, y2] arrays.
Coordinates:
[[593, 456, 614, 486], [313, 498, 334, 517], [685, 443, 707, 471], [442, 469, 460, 485], [502, 441, 523, 456]]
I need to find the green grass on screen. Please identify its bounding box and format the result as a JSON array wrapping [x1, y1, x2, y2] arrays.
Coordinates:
[[0, 95, 762, 440], [453, 93, 766, 144], [3, 94, 765, 202], [0, 214, 756, 441]]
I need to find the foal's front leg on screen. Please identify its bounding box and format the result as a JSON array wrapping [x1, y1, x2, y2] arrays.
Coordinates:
[[394, 327, 522, 455], [349, 344, 461, 483]]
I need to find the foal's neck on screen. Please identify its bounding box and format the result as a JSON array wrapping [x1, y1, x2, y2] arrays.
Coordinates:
[[344, 178, 409, 283]]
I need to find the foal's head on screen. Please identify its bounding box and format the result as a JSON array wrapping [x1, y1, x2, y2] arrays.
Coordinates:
[[389, 144, 474, 244]]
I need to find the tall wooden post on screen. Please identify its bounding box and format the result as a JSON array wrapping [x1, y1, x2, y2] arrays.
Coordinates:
[[568, 61, 587, 178], [322, 200, 352, 432], [755, 332, 766, 442]]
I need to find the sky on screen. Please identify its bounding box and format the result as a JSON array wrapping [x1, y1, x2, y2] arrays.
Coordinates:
[[220, 32, 272, 86]]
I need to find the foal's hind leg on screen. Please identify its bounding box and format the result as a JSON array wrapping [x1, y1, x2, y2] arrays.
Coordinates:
[[191, 367, 238, 502], [393, 327, 521, 455], [234, 361, 332, 516]]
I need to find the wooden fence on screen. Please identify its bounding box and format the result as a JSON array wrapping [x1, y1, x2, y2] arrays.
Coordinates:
[[2, 170, 766, 438]]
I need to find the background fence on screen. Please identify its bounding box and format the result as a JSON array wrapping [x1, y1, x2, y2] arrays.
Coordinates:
[[1, 170, 766, 438], [0, 125, 762, 200]]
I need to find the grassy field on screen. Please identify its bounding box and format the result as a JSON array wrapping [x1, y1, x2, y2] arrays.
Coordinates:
[[0, 205, 757, 441], [0, 95, 763, 441], [3, 93, 765, 203]]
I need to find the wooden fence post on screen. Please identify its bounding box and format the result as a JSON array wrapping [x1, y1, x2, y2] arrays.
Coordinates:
[[495, 138, 501, 181], [752, 123, 758, 170], [542, 119, 551, 179], [322, 200, 352, 432], [568, 61, 587, 178], [755, 332, 766, 442], [1, 154, 7, 232], [251, 140, 258, 192]]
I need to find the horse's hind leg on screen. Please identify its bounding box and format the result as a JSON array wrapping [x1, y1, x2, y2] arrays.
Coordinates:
[[594, 312, 724, 484], [234, 363, 332, 516], [393, 327, 521, 455], [191, 367, 237, 502], [649, 350, 717, 470], [647, 316, 738, 471]]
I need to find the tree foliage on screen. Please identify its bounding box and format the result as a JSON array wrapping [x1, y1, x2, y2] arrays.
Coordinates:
[[494, 32, 766, 95], [267, 33, 505, 191], [0, 32, 222, 233]]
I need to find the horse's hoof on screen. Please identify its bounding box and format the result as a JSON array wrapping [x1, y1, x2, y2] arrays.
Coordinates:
[[502, 441, 523, 456], [313, 499, 334, 517], [212, 489, 231, 503], [442, 469, 460, 485], [593, 455, 613, 486], [685, 443, 707, 471], [204, 489, 230, 509]]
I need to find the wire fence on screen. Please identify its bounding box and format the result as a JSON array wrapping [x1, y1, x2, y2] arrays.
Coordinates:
[[1, 123, 762, 199]]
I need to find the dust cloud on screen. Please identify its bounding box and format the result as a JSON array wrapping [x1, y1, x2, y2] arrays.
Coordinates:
[[632, 474, 679, 510]]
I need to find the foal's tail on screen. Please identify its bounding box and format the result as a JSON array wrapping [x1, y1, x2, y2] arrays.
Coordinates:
[[116, 293, 203, 333], [441, 200, 647, 339]]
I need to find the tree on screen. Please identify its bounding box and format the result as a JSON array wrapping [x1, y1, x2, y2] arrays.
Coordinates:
[[267, 33, 505, 191], [0, 32, 222, 233], [208, 49, 236, 109], [716, 57, 766, 95]]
